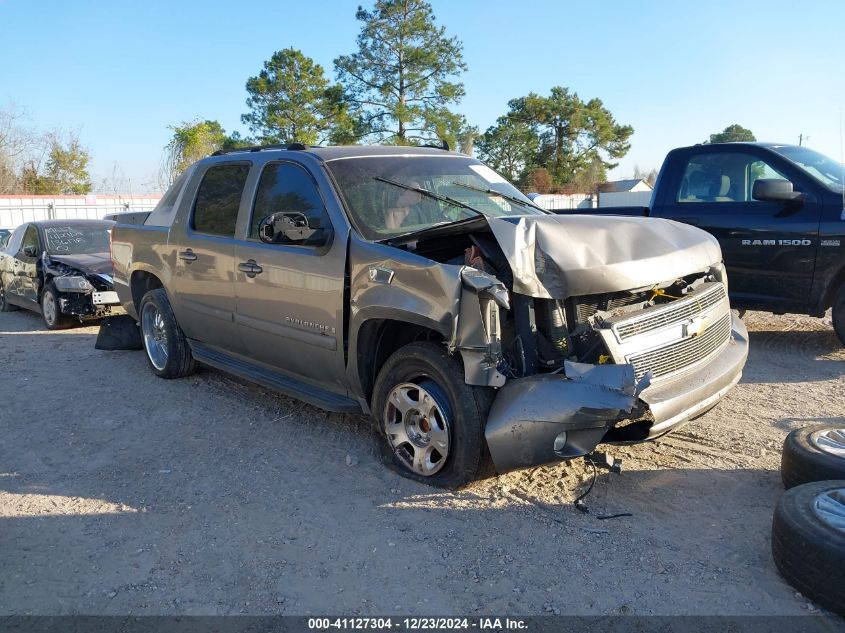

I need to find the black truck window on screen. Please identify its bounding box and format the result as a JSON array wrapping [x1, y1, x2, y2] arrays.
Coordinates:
[[192, 163, 250, 237], [249, 162, 330, 246], [677, 153, 789, 204]]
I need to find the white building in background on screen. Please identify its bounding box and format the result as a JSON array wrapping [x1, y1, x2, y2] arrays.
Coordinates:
[[597, 178, 653, 207], [0, 194, 161, 228]]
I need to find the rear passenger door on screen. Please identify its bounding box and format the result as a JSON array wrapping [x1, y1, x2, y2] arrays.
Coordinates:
[[656, 149, 821, 311], [168, 162, 250, 354], [233, 160, 347, 389]]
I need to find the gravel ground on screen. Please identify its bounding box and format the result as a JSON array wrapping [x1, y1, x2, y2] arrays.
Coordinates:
[[0, 308, 843, 616]]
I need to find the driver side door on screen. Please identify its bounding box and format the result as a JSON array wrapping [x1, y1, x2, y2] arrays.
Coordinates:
[[234, 160, 347, 390]]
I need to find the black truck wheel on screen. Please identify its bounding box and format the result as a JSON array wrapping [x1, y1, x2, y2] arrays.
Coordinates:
[[372, 342, 491, 489], [833, 284, 845, 346], [771, 480, 845, 615], [781, 425, 845, 489], [139, 288, 197, 379], [41, 283, 73, 330]]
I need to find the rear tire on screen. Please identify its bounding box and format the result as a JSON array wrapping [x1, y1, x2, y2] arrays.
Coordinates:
[[139, 288, 197, 379], [771, 481, 845, 615], [833, 284, 845, 346], [41, 284, 73, 330], [372, 342, 492, 489]]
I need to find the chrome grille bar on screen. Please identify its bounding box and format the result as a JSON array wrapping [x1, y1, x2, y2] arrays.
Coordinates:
[[613, 283, 726, 341], [626, 313, 732, 381]]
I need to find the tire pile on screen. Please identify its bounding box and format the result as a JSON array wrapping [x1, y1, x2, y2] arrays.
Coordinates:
[[772, 425, 845, 615]]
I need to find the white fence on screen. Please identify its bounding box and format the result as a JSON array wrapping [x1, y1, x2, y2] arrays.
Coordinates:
[[0, 195, 161, 228], [530, 193, 596, 211]]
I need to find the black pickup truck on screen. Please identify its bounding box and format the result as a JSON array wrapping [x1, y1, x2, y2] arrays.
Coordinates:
[[578, 143, 845, 343]]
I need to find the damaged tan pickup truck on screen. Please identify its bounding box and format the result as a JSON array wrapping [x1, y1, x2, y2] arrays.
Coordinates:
[[110, 144, 748, 487]]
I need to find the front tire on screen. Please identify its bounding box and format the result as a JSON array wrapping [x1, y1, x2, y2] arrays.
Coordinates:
[[139, 288, 197, 379], [833, 283, 845, 346], [372, 342, 491, 488], [41, 284, 72, 330]]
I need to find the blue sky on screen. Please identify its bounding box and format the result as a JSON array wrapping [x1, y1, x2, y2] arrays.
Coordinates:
[[1, 0, 843, 192]]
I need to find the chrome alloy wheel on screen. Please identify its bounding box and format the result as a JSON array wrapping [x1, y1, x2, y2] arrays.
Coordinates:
[[384, 381, 451, 477], [811, 428, 845, 458], [141, 301, 169, 371], [814, 488, 845, 532]]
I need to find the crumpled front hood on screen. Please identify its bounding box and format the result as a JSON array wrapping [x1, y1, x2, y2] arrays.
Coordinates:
[[48, 252, 112, 276], [486, 214, 722, 299]]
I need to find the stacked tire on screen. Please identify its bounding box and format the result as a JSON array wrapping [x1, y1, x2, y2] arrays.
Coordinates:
[[773, 425, 845, 615]]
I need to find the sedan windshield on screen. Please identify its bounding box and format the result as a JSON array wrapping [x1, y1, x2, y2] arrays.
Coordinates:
[[771, 146, 844, 192], [43, 224, 111, 255], [326, 155, 545, 241]]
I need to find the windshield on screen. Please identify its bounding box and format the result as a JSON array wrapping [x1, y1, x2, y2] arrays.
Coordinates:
[[771, 146, 844, 192], [43, 224, 112, 255], [325, 155, 544, 241]]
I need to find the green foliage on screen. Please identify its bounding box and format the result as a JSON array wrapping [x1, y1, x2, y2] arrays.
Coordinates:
[[28, 134, 92, 195], [709, 124, 756, 143], [162, 119, 228, 187], [476, 116, 539, 182], [479, 87, 632, 188], [334, 0, 468, 147], [242, 48, 353, 145]]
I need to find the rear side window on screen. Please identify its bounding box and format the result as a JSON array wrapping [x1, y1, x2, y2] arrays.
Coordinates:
[[249, 162, 330, 246], [192, 163, 250, 237]]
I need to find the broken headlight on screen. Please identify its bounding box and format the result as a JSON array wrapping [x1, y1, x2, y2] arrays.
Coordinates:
[[54, 276, 94, 293]]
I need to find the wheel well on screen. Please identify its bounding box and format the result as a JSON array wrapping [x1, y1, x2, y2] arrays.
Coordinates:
[[130, 271, 163, 313], [820, 265, 845, 312], [357, 319, 445, 405]]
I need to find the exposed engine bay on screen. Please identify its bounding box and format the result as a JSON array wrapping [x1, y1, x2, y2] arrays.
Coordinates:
[[43, 254, 123, 320], [383, 213, 745, 472]]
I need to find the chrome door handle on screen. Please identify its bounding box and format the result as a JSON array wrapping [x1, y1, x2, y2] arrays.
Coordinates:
[[238, 260, 263, 278], [178, 250, 197, 262]]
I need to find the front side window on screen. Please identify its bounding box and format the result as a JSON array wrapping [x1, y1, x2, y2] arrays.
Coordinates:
[[192, 163, 250, 237], [325, 155, 543, 241], [677, 152, 790, 203], [249, 162, 330, 246], [21, 225, 39, 255]]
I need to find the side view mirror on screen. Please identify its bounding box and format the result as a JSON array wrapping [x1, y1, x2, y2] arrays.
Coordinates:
[[259, 212, 323, 244], [22, 245, 38, 257], [752, 179, 802, 203]]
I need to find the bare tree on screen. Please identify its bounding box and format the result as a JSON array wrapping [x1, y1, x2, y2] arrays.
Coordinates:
[[0, 101, 37, 193]]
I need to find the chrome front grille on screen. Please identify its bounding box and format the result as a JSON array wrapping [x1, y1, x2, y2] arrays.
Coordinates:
[[613, 283, 727, 341], [626, 312, 732, 381]]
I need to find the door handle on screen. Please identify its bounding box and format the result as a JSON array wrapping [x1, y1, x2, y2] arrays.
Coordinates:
[[238, 260, 263, 278], [178, 250, 197, 262]]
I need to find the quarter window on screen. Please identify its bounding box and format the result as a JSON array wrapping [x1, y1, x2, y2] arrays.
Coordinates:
[[249, 162, 330, 246], [192, 163, 250, 237]]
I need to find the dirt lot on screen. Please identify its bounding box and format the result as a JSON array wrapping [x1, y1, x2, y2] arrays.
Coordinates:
[[0, 308, 843, 616]]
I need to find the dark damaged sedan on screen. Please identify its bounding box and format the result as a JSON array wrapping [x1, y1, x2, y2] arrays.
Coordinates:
[[0, 220, 123, 329]]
